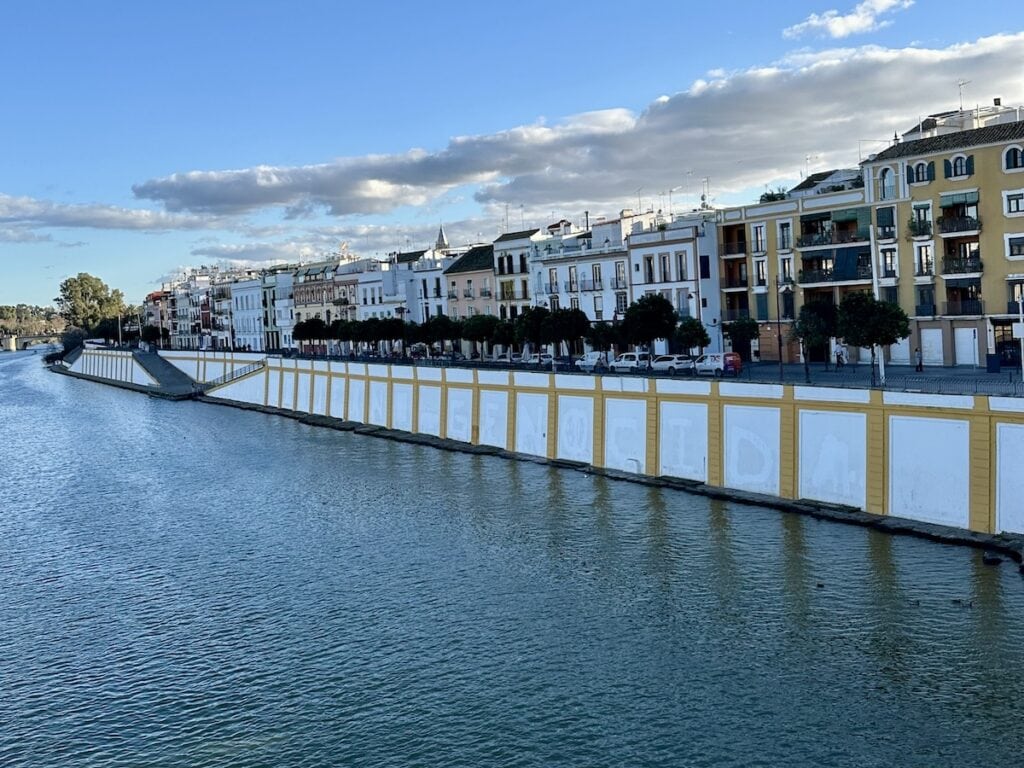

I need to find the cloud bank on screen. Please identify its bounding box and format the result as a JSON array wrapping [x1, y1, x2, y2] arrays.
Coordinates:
[[131, 33, 1024, 224]]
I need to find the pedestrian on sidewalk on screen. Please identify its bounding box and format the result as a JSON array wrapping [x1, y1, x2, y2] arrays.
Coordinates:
[[835, 346, 845, 369], [914, 347, 923, 372]]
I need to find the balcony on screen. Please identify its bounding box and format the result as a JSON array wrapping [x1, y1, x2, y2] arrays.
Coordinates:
[[447, 290, 458, 299], [797, 230, 869, 248], [563, 281, 579, 293], [544, 282, 559, 295], [722, 275, 749, 289], [942, 257, 983, 275], [915, 303, 936, 316], [1007, 301, 1024, 315], [611, 277, 628, 290], [798, 264, 873, 284], [580, 278, 603, 292], [914, 265, 934, 277], [877, 225, 897, 241], [479, 287, 492, 298], [500, 288, 526, 301], [719, 242, 747, 257], [943, 299, 985, 315], [721, 308, 750, 321], [463, 288, 475, 299], [938, 216, 982, 235], [907, 219, 932, 238]]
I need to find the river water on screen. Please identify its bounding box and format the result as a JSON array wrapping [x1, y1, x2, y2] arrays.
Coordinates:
[[1, 352, 1023, 767]]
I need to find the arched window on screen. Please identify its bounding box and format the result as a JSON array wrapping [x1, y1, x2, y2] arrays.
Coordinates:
[[952, 156, 966, 176], [880, 168, 895, 199], [1006, 146, 1024, 170], [915, 162, 927, 181]]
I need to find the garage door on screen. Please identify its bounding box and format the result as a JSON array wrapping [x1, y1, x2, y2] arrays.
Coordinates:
[[920, 328, 943, 366], [954, 327, 978, 366], [890, 337, 910, 364]]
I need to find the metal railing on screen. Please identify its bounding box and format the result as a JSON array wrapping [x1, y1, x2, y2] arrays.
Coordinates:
[[719, 242, 747, 256], [938, 216, 982, 234], [721, 308, 750, 321], [907, 219, 932, 237], [203, 360, 266, 389], [722, 275, 749, 289], [943, 300, 984, 316], [580, 278, 603, 291], [942, 257, 983, 274]]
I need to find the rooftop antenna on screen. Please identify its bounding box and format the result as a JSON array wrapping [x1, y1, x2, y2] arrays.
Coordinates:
[[957, 78, 971, 112], [635, 186, 643, 212]]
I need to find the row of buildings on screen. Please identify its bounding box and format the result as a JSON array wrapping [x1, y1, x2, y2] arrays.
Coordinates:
[[145, 99, 1024, 366]]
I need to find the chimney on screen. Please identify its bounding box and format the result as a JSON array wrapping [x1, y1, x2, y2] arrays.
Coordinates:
[[584, 210, 589, 229], [995, 97, 1002, 107]]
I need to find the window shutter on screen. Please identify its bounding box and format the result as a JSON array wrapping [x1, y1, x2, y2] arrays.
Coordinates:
[[927, 161, 935, 181], [906, 165, 916, 183], [944, 159, 952, 178], [965, 155, 975, 175]]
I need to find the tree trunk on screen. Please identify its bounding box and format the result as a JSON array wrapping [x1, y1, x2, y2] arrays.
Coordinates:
[[803, 342, 811, 384]]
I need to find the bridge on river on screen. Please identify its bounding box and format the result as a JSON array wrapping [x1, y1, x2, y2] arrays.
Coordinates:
[[1, 333, 61, 351]]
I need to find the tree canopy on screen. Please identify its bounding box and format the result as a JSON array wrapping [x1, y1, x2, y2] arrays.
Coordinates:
[[622, 294, 676, 360], [791, 301, 838, 382], [837, 292, 910, 381], [55, 273, 125, 331], [674, 317, 710, 352]]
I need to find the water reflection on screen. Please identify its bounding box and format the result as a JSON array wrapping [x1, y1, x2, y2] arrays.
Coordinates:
[[2, 356, 1024, 768]]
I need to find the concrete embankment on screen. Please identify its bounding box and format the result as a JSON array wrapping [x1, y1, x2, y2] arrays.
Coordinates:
[[52, 349, 1024, 568], [201, 392, 1024, 572]]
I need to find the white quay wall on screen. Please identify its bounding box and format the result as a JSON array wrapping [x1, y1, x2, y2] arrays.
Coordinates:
[[193, 354, 1024, 537]]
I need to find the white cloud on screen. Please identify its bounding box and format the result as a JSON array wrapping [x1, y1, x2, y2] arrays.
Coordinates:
[[783, 0, 913, 39], [0, 193, 218, 232], [129, 33, 1024, 228]]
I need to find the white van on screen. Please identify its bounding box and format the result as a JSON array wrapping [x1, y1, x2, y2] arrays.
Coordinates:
[[575, 351, 608, 372]]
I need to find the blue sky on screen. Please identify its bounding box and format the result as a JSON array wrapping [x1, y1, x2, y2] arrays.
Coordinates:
[[2, 0, 1022, 306]]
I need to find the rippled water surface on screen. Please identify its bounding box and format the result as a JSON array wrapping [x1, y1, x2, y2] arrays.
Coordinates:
[[2, 353, 1023, 767]]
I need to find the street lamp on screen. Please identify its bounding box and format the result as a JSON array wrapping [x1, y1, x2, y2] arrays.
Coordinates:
[[775, 277, 793, 383]]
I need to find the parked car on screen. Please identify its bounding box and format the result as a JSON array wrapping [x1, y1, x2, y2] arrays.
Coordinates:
[[694, 352, 743, 376], [575, 351, 608, 372], [650, 354, 695, 375], [492, 352, 522, 364], [523, 353, 553, 367], [609, 352, 650, 373]]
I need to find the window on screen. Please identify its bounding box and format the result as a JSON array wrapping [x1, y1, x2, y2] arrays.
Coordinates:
[[615, 292, 628, 314], [1007, 192, 1024, 215], [699, 254, 710, 280], [593, 295, 603, 321], [780, 257, 793, 281], [945, 154, 974, 178], [1010, 237, 1024, 258], [592, 264, 602, 283], [881, 248, 897, 277], [916, 244, 933, 275], [675, 252, 687, 281], [752, 223, 766, 253], [659, 253, 671, 282], [777, 222, 792, 250], [754, 259, 767, 286], [755, 293, 768, 321], [519, 253, 527, 273], [880, 168, 895, 199], [568, 265, 578, 291], [549, 295, 560, 311], [643, 256, 655, 283], [1005, 146, 1024, 170], [882, 286, 899, 304]]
